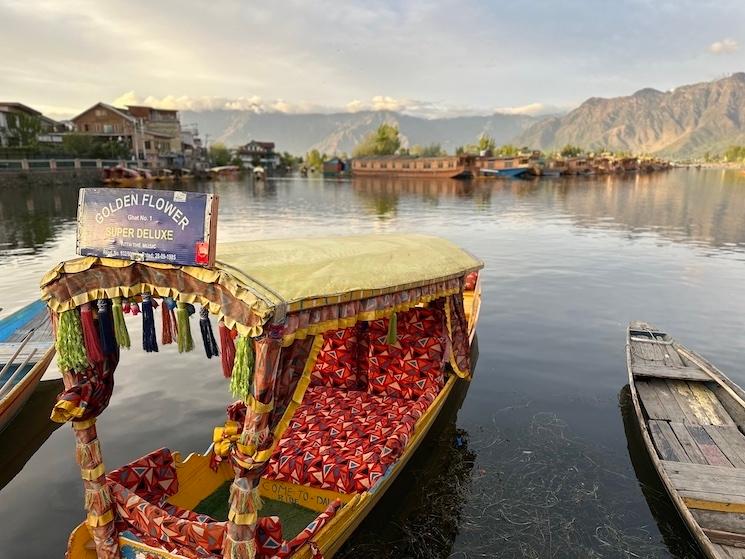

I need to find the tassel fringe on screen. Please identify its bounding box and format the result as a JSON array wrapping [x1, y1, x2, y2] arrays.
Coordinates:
[[223, 535, 256, 559], [176, 302, 194, 353], [387, 311, 398, 345], [219, 322, 236, 378], [111, 297, 130, 349], [141, 294, 158, 353], [75, 439, 102, 468], [229, 335, 254, 400], [199, 307, 219, 359], [79, 303, 104, 364], [84, 486, 112, 512], [161, 301, 173, 345], [97, 299, 117, 355], [56, 309, 90, 373]]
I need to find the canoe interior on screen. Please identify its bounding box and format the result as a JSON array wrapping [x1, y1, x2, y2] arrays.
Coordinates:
[[0, 299, 53, 344], [629, 321, 745, 558], [68, 285, 482, 559]]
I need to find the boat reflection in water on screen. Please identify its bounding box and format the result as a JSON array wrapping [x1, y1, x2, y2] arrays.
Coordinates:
[[620, 385, 703, 558], [336, 339, 479, 558], [0, 378, 64, 491]]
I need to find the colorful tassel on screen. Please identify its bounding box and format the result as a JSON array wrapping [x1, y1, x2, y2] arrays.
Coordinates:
[[129, 299, 140, 316], [199, 307, 219, 359], [219, 321, 236, 378], [56, 309, 90, 373], [165, 297, 177, 311], [141, 293, 158, 353], [161, 300, 173, 345], [79, 303, 104, 364], [97, 299, 117, 355], [111, 297, 130, 349], [176, 301, 194, 353], [386, 311, 398, 344], [230, 335, 254, 400], [170, 308, 178, 336]]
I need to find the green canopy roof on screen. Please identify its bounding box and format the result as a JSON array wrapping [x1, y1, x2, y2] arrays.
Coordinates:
[[215, 234, 483, 309]]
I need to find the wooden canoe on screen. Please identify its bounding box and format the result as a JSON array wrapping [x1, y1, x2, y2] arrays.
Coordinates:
[[627, 321, 745, 558], [0, 300, 55, 433], [67, 283, 482, 559]]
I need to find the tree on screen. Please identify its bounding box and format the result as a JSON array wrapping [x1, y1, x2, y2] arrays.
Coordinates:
[[209, 143, 231, 166], [560, 144, 583, 157], [305, 149, 325, 169], [494, 144, 519, 157], [477, 134, 496, 155], [353, 123, 401, 157], [410, 143, 446, 157], [62, 134, 96, 157], [6, 113, 42, 148]]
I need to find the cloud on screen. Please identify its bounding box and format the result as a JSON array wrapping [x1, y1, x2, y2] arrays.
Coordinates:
[[708, 38, 738, 54], [495, 103, 549, 116]]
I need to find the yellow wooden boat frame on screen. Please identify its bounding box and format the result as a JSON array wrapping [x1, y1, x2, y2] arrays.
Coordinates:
[[67, 280, 480, 559], [44, 233, 483, 559]]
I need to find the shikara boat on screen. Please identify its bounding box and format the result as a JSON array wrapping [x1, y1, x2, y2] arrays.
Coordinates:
[[209, 165, 241, 180], [41, 234, 482, 559], [102, 167, 144, 188], [0, 300, 55, 433], [627, 321, 745, 558], [479, 167, 530, 178]]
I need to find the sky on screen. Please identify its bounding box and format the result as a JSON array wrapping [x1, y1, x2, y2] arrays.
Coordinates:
[[2, 0, 745, 120]]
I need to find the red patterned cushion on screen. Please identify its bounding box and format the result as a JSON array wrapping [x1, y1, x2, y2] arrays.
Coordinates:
[[107, 447, 178, 506], [265, 385, 437, 494], [310, 326, 363, 390], [367, 307, 446, 400]]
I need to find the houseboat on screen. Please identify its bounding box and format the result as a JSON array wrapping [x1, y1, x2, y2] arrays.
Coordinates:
[[475, 156, 533, 178], [43, 232, 483, 559], [351, 155, 475, 179]]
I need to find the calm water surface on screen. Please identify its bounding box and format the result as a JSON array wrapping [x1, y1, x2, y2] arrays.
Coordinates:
[[2, 169, 745, 558]]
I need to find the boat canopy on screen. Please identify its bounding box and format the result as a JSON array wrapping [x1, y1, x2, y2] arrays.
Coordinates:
[[41, 234, 482, 342]]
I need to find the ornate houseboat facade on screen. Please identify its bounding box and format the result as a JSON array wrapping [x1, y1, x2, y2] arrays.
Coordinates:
[[351, 155, 475, 179]]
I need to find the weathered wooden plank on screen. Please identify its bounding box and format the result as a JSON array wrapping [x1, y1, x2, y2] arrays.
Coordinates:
[[633, 363, 712, 382], [690, 382, 736, 426], [711, 543, 745, 559], [649, 420, 690, 462], [670, 422, 709, 464], [669, 381, 719, 424], [705, 426, 745, 469], [635, 381, 669, 420], [688, 424, 734, 466], [684, 493, 745, 514], [704, 528, 745, 548], [691, 510, 745, 536], [664, 345, 686, 367], [649, 379, 689, 423], [663, 461, 745, 494]]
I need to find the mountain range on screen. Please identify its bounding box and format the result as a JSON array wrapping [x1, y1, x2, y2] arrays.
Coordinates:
[[184, 73, 745, 157]]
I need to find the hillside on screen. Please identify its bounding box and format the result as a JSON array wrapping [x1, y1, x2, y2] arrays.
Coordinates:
[[182, 110, 539, 155], [515, 73, 745, 157]]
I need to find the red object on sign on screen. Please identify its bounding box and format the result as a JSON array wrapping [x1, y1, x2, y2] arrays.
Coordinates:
[[195, 242, 209, 264]]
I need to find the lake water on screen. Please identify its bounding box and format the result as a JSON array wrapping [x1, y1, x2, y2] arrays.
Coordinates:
[[2, 169, 745, 558]]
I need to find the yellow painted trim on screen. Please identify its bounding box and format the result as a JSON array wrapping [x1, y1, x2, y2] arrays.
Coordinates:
[[247, 394, 274, 414], [258, 478, 353, 513], [683, 497, 745, 513], [444, 296, 469, 379], [80, 463, 105, 480]]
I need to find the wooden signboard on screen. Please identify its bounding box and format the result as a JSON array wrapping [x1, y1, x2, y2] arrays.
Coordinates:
[[76, 188, 218, 267]]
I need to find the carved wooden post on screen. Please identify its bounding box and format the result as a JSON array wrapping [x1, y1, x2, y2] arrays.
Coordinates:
[[223, 334, 282, 559], [73, 418, 118, 558]]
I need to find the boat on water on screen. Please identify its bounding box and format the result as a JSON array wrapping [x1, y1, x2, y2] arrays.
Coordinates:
[[174, 168, 194, 181], [253, 166, 266, 180], [479, 167, 530, 178], [102, 167, 144, 187], [627, 321, 745, 559], [153, 169, 175, 182], [210, 165, 241, 180], [0, 300, 55, 433], [41, 233, 482, 559], [351, 156, 476, 179]]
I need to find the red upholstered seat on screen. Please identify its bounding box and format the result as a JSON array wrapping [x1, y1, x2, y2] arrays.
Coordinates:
[[310, 325, 365, 390], [367, 307, 447, 400], [264, 385, 437, 494]]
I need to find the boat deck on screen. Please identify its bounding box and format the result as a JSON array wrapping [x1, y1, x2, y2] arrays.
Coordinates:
[[630, 325, 745, 557], [0, 300, 53, 367]]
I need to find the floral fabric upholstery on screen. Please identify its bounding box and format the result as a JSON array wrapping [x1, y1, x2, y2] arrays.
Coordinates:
[[366, 307, 447, 400], [264, 385, 437, 494]]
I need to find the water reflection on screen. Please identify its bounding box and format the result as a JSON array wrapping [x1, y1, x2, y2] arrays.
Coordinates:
[[619, 386, 702, 558]]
